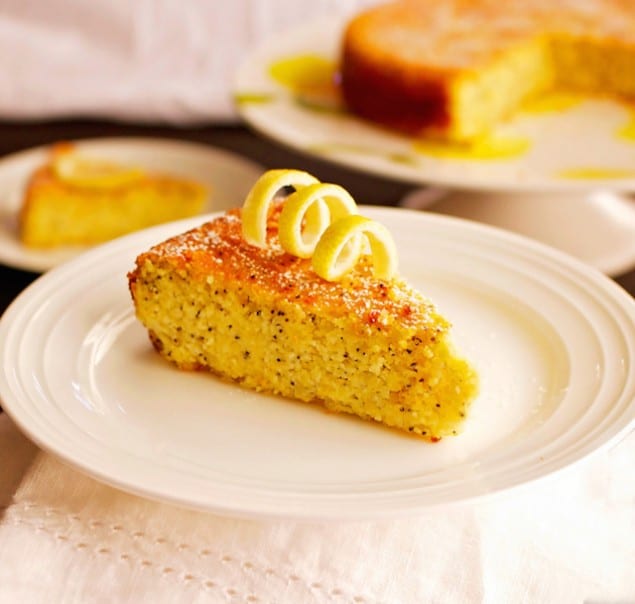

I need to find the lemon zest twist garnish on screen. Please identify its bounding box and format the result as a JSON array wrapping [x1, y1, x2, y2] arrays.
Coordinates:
[[278, 182, 359, 258], [312, 215, 397, 281], [52, 152, 145, 189], [241, 169, 319, 247], [241, 169, 398, 281]]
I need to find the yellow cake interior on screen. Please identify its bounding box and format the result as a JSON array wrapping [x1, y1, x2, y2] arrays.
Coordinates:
[[450, 35, 553, 140]]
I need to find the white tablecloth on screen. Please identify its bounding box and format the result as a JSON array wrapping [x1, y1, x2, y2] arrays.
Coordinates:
[[0, 413, 633, 603]]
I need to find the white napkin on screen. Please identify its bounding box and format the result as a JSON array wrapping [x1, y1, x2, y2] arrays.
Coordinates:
[[0, 0, 372, 124], [1, 413, 633, 604]]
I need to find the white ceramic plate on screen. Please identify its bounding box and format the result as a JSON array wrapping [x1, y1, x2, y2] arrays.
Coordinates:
[[401, 188, 635, 277], [0, 137, 263, 272], [1, 207, 634, 519], [235, 19, 635, 192]]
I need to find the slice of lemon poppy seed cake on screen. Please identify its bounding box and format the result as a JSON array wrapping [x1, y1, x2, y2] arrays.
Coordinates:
[[128, 169, 478, 440], [20, 143, 207, 248]]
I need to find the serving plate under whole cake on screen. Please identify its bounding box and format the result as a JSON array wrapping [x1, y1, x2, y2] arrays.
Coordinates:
[[0, 137, 264, 272], [235, 18, 635, 274], [1, 207, 634, 520], [235, 18, 635, 192]]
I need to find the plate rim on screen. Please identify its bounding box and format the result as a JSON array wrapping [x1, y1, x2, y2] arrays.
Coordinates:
[[1, 207, 635, 519], [0, 135, 264, 273]]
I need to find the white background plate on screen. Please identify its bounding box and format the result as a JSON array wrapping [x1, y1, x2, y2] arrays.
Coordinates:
[[1, 207, 634, 519], [0, 137, 263, 272], [235, 19, 635, 192], [235, 19, 635, 276]]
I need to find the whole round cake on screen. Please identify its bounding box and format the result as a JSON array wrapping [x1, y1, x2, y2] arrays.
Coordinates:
[[340, 0, 635, 141]]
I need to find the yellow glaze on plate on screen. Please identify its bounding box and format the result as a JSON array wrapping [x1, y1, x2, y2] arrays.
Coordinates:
[[413, 136, 530, 160], [617, 109, 635, 141], [269, 55, 337, 92], [520, 91, 584, 114], [557, 167, 635, 180]]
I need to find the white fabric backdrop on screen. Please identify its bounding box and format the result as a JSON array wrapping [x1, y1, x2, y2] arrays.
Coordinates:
[[0, 0, 377, 123]]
